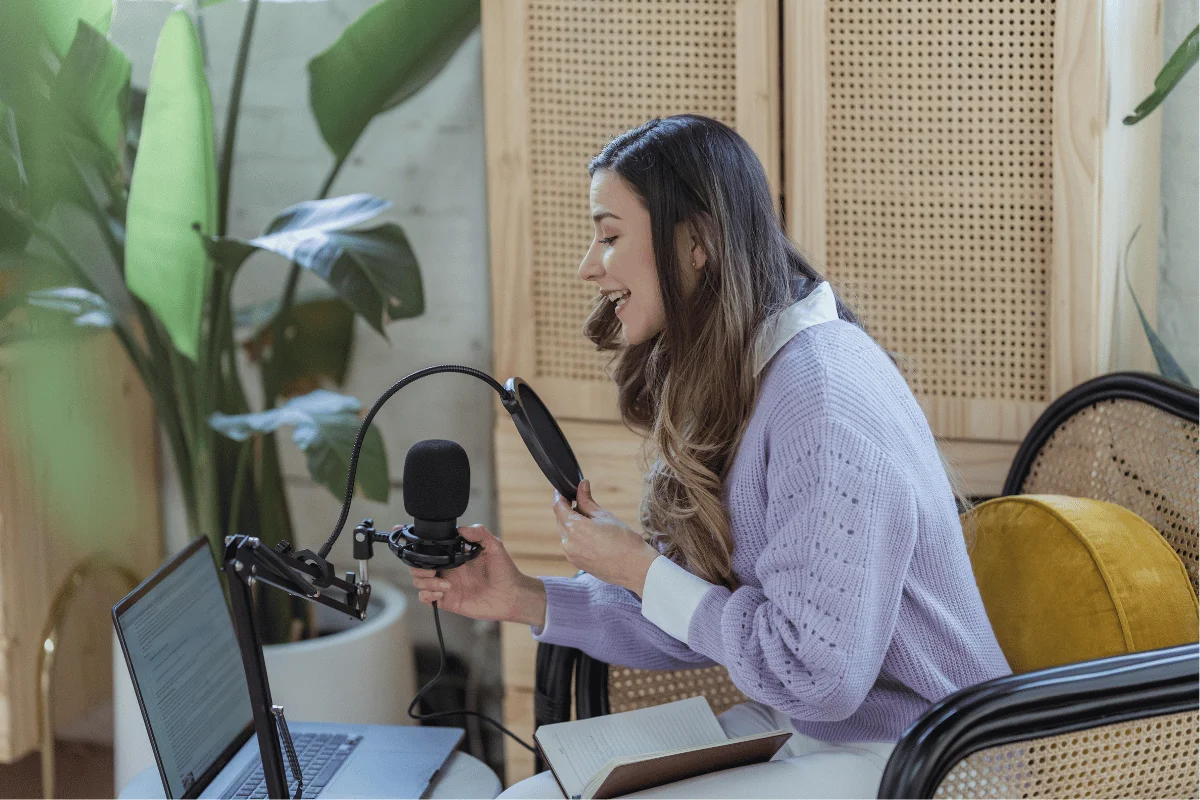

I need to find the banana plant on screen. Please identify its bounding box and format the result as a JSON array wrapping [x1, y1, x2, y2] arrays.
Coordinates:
[[0, 0, 480, 642], [1121, 24, 1198, 387]]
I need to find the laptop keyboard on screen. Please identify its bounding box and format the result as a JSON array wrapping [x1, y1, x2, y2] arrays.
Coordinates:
[[224, 733, 362, 798]]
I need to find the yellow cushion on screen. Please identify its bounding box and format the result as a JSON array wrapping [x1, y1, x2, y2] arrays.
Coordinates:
[[966, 494, 1199, 675]]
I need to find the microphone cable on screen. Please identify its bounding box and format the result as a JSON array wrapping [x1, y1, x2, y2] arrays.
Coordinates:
[[406, 600, 538, 755], [318, 365, 537, 756]]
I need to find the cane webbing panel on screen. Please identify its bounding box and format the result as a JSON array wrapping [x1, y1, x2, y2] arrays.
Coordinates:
[[1017, 398, 1200, 593], [526, 0, 738, 381], [932, 710, 1199, 799], [606, 664, 748, 716], [826, 1, 1054, 403]]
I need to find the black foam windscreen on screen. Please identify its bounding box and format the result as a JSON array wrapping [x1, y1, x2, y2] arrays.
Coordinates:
[[403, 439, 470, 521]]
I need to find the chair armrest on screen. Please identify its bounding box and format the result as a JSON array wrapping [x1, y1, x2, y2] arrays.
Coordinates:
[[878, 643, 1200, 798]]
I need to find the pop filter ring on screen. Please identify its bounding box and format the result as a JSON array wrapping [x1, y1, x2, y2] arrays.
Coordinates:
[[316, 365, 584, 560], [504, 377, 584, 503]]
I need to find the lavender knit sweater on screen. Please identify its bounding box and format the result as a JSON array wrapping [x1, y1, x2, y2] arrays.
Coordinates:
[[531, 318, 1011, 743]]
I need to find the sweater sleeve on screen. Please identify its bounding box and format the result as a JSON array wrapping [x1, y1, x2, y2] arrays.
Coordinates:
[[686, 416, 919, 722], [530, 571, 718, 671]]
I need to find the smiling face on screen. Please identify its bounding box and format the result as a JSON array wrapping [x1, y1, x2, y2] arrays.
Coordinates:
[[577, 169, 665, 345], [579, 169, 705, 346]]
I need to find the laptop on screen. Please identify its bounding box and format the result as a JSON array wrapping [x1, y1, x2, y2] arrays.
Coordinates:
[[113, 537, 463, 799]]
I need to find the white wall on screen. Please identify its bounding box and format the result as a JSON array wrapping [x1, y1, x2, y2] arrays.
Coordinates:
[[110, 0, 504, 764], [1158, 0, 1199, 385]]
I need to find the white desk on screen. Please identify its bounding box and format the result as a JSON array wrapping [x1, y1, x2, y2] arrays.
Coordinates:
[[119, 751, 502, 799]]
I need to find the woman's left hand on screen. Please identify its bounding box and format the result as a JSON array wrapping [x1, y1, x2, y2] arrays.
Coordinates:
[[553, 479, 660, 596]]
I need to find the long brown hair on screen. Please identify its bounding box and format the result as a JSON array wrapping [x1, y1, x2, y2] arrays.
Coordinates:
[[584, 116, 973, 589]]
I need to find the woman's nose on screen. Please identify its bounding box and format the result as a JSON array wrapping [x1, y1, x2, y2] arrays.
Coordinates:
[[578, 244, 604, 282]]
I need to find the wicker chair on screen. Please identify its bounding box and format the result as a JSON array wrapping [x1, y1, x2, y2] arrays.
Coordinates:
[[531, 371, 1200, 795]]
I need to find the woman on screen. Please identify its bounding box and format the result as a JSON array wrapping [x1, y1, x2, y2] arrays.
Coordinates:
[[409, 115, 1010, 798]]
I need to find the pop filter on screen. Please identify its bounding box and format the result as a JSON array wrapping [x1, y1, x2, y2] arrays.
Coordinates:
[[319, 366, 587, 560], [503, 377, 584, 502]]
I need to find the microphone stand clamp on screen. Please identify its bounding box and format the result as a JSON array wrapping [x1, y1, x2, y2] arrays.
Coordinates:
[[350, 518, 483, 571]]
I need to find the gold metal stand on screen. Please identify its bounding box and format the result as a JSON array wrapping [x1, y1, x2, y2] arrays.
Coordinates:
[[36, 557, 139, 799]]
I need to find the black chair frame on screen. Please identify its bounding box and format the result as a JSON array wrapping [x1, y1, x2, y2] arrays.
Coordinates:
[[1002, 371, 1198, 495], [878, 643, 1199, 798]]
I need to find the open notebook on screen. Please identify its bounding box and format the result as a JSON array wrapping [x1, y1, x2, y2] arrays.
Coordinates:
[[533, 696, 792, 799]]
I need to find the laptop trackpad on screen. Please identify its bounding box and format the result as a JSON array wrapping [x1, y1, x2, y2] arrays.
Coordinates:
[[318, 726, 463, 799]]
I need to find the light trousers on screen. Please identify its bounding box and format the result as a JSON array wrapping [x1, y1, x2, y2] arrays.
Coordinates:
[[496, 700, 897, 799]]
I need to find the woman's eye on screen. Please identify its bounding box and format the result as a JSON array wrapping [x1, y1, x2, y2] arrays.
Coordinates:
[[599, 236, 617, 246]]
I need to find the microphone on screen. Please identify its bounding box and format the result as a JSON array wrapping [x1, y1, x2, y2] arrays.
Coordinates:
[[387, 439, 481, 570], [404, 439, 470, 541]]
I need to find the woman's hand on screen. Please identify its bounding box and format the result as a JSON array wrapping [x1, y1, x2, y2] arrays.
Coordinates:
[[554, 479, 660, 597], [408, 524, 547, 627]]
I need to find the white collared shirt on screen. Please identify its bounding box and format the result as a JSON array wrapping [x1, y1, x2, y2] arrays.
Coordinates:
[[639, 280, 840, 645]]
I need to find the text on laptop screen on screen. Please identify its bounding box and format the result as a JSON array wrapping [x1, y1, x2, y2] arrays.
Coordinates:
[[117, 544, 254, 797]]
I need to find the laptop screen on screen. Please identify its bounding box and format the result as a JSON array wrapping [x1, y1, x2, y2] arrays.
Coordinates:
[[114, 538, 254, 798]]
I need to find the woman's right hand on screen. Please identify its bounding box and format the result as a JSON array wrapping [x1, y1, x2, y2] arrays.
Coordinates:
[[407, 523, 547, 627]]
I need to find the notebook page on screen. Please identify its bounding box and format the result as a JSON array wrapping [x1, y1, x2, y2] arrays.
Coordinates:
[[536, 696, 727, 793]]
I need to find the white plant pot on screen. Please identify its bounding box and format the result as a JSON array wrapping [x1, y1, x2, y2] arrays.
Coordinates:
[[113, 579, 416, 795]]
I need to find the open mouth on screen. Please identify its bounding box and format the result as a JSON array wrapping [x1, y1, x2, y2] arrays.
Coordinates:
[[603, 289, 631, 314]]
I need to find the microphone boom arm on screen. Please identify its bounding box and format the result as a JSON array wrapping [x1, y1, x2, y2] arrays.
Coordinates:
[[218, 366, 580, 798]]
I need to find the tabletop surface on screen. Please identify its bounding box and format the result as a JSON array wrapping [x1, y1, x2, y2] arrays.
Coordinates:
[[119, 750, 502, 799]]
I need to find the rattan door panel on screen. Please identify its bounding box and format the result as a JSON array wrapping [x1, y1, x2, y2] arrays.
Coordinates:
[[484, 0, 779, 423], [784, 0, 1162, 449]]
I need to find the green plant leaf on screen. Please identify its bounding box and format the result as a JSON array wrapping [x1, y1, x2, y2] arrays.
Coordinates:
[[0, 108, 31, 250], [1124, 25, 1199, 125], [202, 193, 392, 274], [0, 210, 30, 251], [209, 389, 389, 502], [307, 0, 480, 160], [300, 412, 389, 503], [284, 223, 424, 335], [125, 10, 217, 360], [243, 297, 356, 393], [0, 1, 49, 114], [264, 193, 391, 235], [37, 0, 115, 58], [1124, 262, 1194, 387], [53, 21, 131, 177], [1, 106, 28, 190], [27, 286, 114, 327], [2, 20, 129, 218], [203, 195, 423, 335]]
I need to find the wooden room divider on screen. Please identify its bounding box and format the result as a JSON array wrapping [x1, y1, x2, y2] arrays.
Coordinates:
[[483, 0, 1163, 784]]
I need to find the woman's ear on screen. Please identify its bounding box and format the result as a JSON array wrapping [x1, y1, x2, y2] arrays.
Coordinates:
[[675, 219, 711, 274], [690, 238, 708, 272]]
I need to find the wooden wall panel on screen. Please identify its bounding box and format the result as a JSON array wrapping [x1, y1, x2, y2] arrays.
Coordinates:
[[1048, 0, 1104, 397], [495, 419, 648, 560], [502, 687, 538, 787], [0, 332, 160, 761]]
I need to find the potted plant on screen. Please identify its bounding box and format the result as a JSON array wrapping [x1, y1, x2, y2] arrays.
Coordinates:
[[0, 0, 480, 789]]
